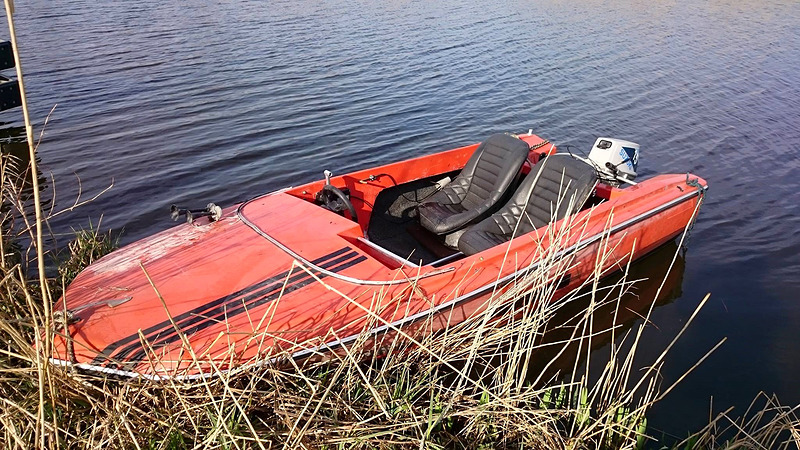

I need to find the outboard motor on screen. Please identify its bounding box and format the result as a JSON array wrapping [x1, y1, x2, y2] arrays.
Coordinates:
[[587, 137, 640, 186]]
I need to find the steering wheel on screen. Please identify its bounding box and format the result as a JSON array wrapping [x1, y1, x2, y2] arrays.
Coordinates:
[[321, 185, 358, 223]]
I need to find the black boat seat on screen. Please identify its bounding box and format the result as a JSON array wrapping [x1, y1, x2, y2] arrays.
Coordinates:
[[418, 134, 531, 235], [457, 155, 598, 256]]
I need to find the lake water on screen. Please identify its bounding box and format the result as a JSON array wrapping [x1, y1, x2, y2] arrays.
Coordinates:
[[3, 0, 799, 441]]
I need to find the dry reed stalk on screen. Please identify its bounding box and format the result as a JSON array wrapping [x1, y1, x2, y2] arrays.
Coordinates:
[[0, 127, 794, 448], [2, 4, 53, 446], [0, 212, 668, 448]]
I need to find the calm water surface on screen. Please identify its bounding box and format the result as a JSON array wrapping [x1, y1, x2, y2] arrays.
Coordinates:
[[3, 0, 799, 440]]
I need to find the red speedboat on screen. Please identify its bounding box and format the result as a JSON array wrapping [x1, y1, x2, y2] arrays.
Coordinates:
[[51, 131, 707, 379]]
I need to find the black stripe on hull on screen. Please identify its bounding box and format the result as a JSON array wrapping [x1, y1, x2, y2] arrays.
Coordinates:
[[109, 254, 366, 370], [91, 247, 359, 367], [104, 251, 361, 366]]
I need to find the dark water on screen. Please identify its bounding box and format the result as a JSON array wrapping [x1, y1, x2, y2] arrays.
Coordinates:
[[4, 0, 799, 440]]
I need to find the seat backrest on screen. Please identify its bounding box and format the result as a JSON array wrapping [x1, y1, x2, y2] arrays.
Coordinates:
[[458, 134, 531, 210], [491, 155, 598, 237], [522, 155, 598, 232]]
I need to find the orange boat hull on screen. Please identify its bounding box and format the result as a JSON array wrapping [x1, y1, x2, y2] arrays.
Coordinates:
[[51, 133, 706, 379]]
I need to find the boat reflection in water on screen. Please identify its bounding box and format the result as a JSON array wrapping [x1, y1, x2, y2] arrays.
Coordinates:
[[519, 241, 686, 387]]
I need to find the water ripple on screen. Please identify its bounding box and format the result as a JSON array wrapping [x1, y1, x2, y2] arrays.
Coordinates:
[[2, 0, 799, 439]]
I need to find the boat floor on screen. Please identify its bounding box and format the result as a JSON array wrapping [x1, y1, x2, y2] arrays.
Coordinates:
[[366, 173, 459, 265]]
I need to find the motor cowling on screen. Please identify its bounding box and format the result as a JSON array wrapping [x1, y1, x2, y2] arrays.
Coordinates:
[[587, 137, 640, 185]]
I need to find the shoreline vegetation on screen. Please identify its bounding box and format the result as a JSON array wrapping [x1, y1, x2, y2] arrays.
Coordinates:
[[0, 152, 798, 448], [0, 12, 797, 448]]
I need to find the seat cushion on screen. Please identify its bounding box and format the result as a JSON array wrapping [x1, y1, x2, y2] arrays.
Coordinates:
[[417, 200, 469, 233], [455, 220, 511, 256]]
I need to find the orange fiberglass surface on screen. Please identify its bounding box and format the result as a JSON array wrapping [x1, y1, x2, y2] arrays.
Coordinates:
[[50, 131, 707, 379]]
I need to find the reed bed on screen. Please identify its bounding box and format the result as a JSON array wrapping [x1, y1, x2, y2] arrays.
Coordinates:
[[0, 83, 795, 448], [1, 3, 799, 446], [0, 157, 796, 450]]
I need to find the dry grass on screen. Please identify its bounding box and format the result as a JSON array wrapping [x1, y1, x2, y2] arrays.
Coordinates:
[[1, 149, 798, 449]]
